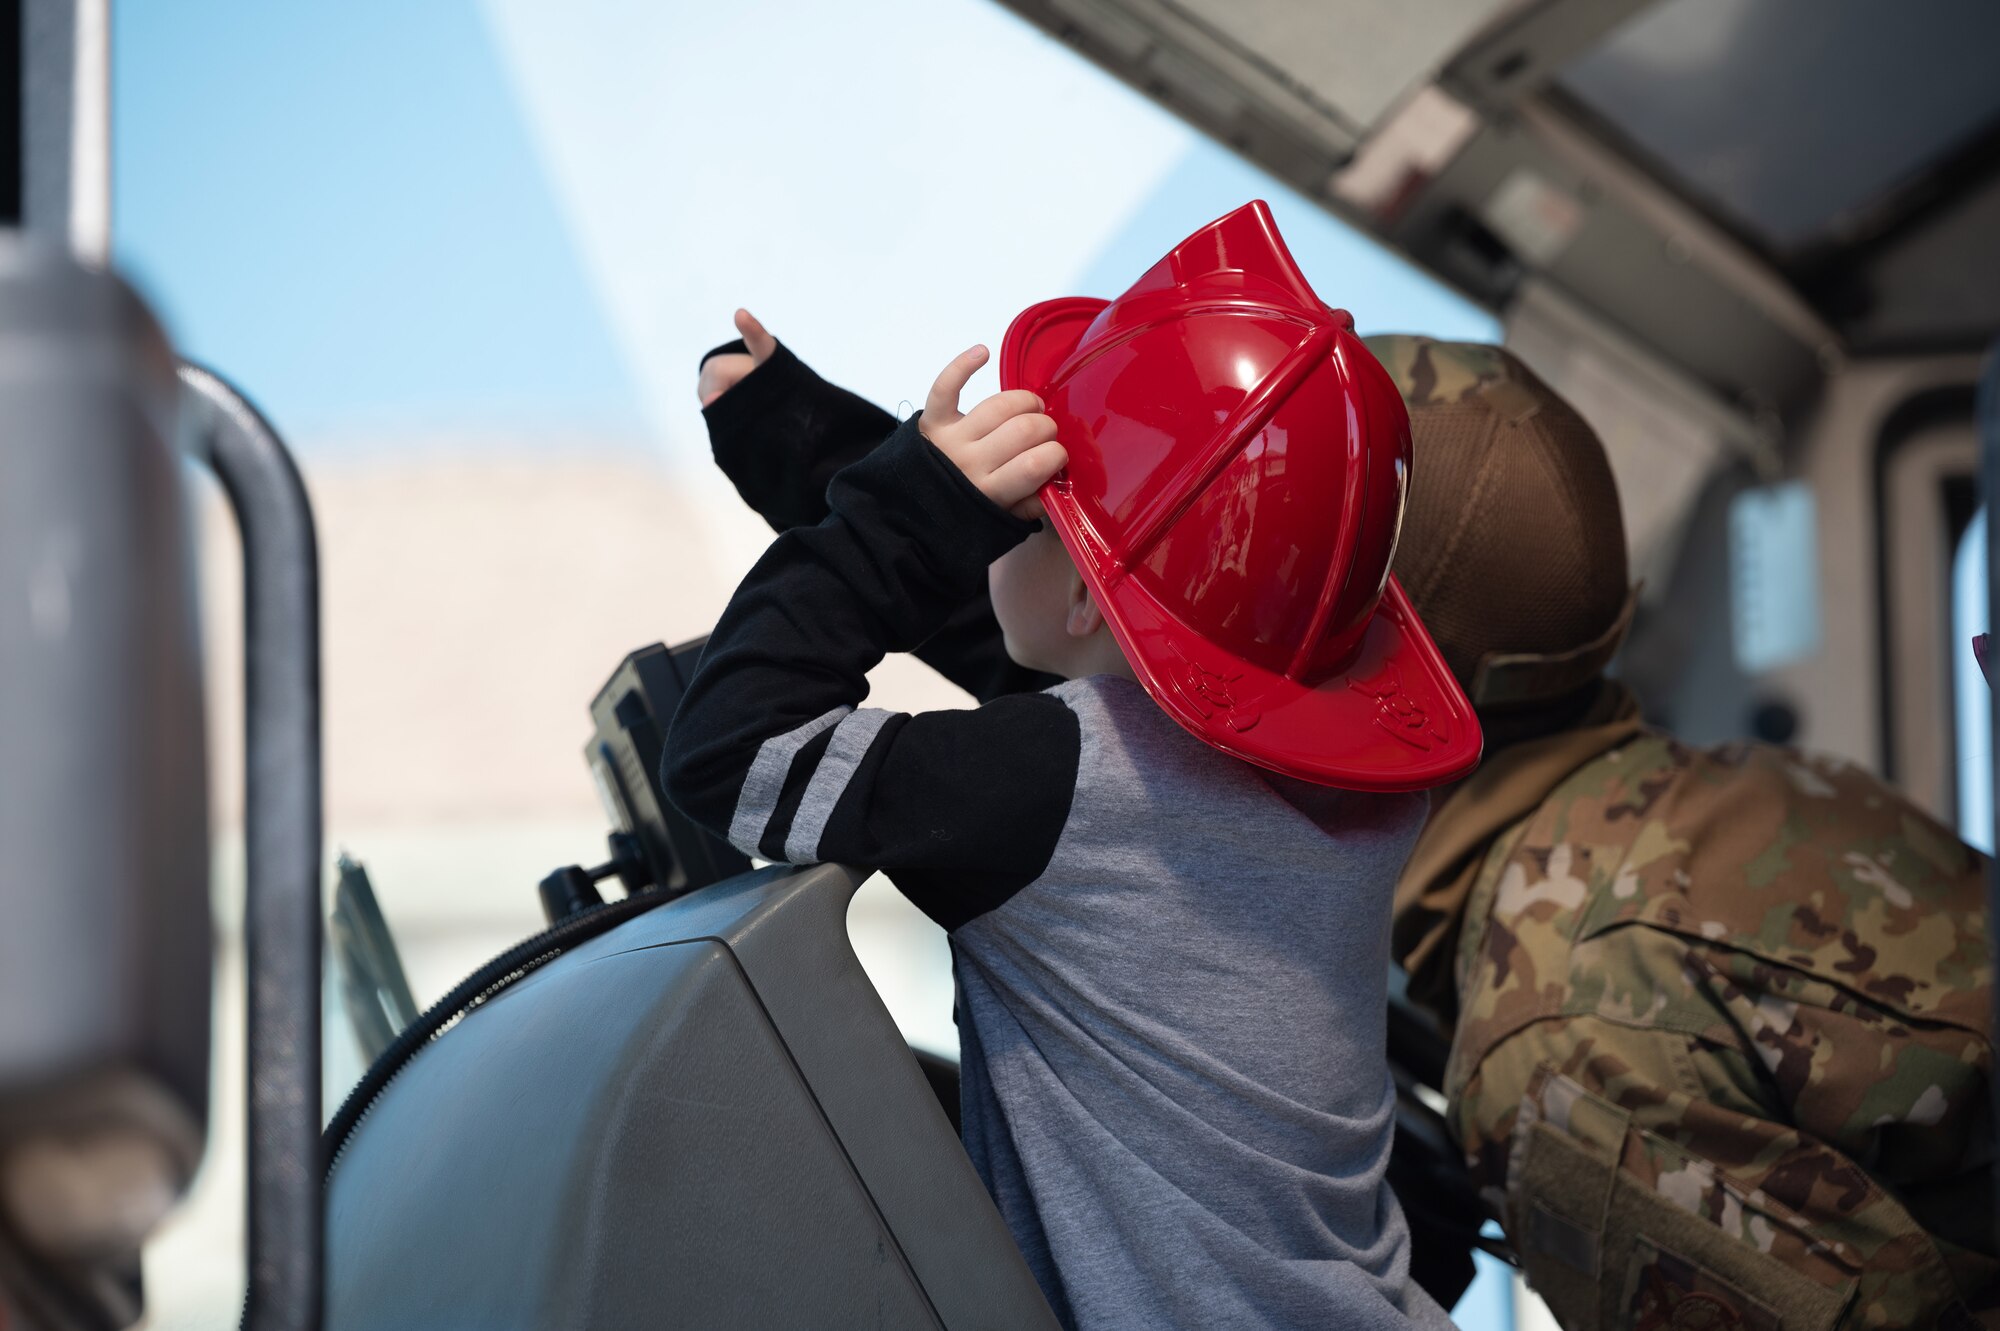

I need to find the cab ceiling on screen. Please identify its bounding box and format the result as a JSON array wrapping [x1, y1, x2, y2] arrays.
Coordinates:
[[992, 0, 2000, 412], [1008, 0, 1528, 199]]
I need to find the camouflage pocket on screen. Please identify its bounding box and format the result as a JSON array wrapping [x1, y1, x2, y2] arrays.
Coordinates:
[[1508, 1066, 1855, 1331], [1622, 1237, 1782, 1330]]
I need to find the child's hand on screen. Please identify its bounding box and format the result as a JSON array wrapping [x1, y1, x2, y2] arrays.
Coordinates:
[[920, 345, 1067, 519], [697, 308, 778, 406]]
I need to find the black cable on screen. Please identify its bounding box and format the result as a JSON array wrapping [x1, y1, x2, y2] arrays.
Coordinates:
[[321, 888, 674, 1180]]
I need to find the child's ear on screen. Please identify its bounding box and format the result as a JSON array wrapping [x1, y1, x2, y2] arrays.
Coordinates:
[[1066, 571, 1104, 639]]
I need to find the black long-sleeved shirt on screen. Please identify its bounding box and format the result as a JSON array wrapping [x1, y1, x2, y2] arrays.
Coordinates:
[[699, 337, 1057, 703], [662, 348, 1445, 1330], [662, 416, 1081, 928]]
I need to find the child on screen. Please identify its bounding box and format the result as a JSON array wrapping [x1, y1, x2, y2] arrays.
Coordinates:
[[664, 202, 1478, 1329]]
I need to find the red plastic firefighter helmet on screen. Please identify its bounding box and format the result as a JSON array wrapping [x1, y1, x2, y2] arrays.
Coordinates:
[[999, 201, 1482, 791]]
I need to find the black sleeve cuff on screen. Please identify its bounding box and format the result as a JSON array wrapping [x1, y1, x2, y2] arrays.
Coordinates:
[[699, 339, 823, 440], [699, 337, 749, 368], [699, 339, 900, 532], [828, 416, 1041, 595]]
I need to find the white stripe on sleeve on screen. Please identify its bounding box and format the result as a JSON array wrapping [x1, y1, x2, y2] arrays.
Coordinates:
[[784, 708, 895, 863], [726, 705, 849, 856]]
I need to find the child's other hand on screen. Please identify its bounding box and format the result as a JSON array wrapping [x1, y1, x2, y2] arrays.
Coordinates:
[[920, 345, 1067, 519], [697, 308, 778, 407]]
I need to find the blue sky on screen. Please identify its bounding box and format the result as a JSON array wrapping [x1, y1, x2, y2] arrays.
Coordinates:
[[115, 2, 648, 445], [114, 0, 1496, 459]]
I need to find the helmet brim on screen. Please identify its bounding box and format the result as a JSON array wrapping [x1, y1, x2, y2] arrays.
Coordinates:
[[1001, 296, 1483, 791]]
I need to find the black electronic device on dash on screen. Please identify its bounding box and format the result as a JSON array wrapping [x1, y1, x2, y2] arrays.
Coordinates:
[[536, 640, 752, 924]]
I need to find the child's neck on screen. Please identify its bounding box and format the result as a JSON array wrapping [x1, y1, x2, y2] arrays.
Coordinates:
[[1060, 635, 1138, 684]]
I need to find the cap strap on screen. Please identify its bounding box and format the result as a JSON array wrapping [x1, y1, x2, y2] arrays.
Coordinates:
[[1470, 584, 1640, 709]]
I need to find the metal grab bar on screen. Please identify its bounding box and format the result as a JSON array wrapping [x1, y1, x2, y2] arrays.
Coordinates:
[[181, 363, 323, 1331]]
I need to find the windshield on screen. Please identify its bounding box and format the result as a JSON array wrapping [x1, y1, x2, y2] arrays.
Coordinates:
[[118, 3, 1497, 1326]]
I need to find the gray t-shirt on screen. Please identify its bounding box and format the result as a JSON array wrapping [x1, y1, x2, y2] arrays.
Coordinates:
[[668, 419, 1456, 1329], [952, 676, 1452, 1330]]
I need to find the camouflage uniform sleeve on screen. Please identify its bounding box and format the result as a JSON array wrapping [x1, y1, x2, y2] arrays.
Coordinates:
[[1446, 735, 1998, 1329]]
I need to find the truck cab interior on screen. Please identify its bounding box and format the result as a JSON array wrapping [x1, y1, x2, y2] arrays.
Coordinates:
[[1, 2, 1995, 1329]]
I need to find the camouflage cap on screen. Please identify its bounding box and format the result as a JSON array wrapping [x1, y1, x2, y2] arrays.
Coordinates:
[[1364, 335, 1634, 709]]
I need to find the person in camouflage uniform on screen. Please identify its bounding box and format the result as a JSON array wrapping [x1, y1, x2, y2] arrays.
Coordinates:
[[694, 313, 1996, 1328], [1368, 334, 1996, 1331]]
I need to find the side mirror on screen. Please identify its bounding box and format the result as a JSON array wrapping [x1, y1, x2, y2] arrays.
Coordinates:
[[0, 245, 208, 1325]]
